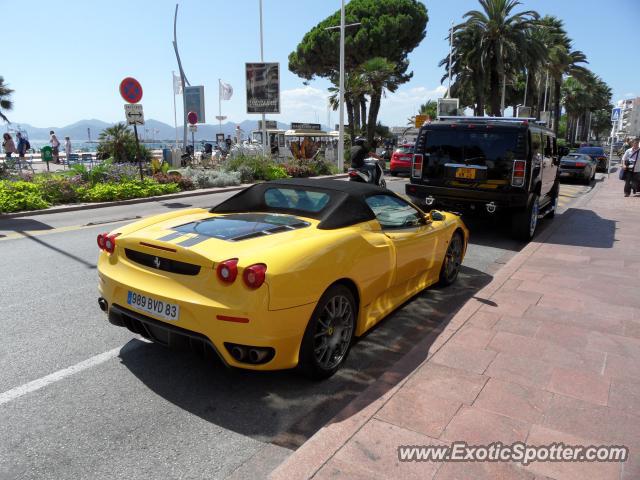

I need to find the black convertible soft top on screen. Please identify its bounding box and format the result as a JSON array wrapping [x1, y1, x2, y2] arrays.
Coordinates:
[[211, 178, 393, 230]]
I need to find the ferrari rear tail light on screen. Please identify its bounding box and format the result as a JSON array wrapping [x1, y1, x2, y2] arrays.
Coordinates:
[[97, 233, 107, 250], [412, 154, 423, 178], [243, 263, 267, 289], [511, 160, 526, 187], [217, 258, 238, 284], [97, 232, 119, 254]]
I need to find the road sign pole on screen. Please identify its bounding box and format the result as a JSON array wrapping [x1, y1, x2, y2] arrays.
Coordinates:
[[132, 124, 144, 181]]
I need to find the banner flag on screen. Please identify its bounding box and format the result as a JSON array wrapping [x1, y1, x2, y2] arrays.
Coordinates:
[[219, 80, 233, 101]]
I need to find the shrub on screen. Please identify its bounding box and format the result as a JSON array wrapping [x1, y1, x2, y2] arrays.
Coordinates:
[[0, 181, 50, 212], [152, 172, 195, 191], [77, 179, 179, 202], [283, 162, 315, 178], [172, 167, 242, 188], [265, 164, 289, 180], [35, 175, 84, 204], [224, 154, 287, 182]]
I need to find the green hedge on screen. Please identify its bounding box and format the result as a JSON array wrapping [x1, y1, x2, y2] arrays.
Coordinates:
[[0, 178, 179, 213], [0, 181, 50, 212]]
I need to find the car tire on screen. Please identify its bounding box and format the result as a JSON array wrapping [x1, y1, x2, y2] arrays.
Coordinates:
[[438, 231, 464, 286], [511, 193, 539, 241], [299, 284, 356, 380], [390, 171, 398, 177]]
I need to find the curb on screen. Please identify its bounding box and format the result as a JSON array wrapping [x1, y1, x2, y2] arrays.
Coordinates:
[[0, 174, 349, 219], [269, 178, 606, 480]]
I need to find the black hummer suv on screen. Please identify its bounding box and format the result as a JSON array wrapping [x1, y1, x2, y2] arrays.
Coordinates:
[[405, 117, 561, 241]]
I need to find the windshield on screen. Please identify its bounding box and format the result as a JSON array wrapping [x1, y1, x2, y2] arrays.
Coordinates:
[[174, 213, 309, 241], [577, 147, 604, 155], [422, 129, 524, 180], [395, 146, 414, 154]]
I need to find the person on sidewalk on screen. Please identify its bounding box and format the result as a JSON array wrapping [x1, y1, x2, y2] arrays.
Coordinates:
[[49, 130, 61, 164], [16, 132, 28, 159], [64, 136, 72, 162], [2, 133, 16, 160], [622, 138, 640, 197]]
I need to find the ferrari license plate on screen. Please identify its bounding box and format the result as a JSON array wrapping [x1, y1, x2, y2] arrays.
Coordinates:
[[127, 290, 179, 321], [455, 167, 477, 179]]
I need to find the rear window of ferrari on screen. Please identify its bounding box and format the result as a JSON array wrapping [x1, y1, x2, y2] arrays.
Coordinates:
[[174, 213, 310, 241], [264, 188, 331, 213]]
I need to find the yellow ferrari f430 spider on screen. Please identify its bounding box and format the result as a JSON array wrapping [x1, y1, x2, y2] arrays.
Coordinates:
[[97, 179, 468, 379]]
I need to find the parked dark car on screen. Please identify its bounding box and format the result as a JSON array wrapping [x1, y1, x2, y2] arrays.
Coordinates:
[[559, 153, 596, 184], [390, 144, 414, 176], [405, 117, 559, 241], [576, 146, 608, 172]]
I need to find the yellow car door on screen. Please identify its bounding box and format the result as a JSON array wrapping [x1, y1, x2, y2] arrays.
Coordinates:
[[364, 194, 441, 286], [384, 223, 441, 286]]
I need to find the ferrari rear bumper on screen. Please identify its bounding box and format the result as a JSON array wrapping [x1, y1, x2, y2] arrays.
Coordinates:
[[98, 270, 316, 371]]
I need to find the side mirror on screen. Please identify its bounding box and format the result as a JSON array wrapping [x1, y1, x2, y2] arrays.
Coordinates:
[[430, 210, 445, 222]]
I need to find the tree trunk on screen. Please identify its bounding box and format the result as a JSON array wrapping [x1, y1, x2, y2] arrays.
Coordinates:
[[353, 97, 361, 132], [360, 97, 367, 134], [346, 98, 355, 139], [553, 80, 562, 138], [367, 90, 382, 146], [489, 69, 501, 116]]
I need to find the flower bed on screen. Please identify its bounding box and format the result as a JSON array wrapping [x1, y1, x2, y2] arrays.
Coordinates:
[[0, 155, 341, 214]]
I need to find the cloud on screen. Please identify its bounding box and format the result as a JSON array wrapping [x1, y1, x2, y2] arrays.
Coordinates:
[[279, 86, 330, 124], [379, 85, 447, 126], [276, 84, 447, 127]]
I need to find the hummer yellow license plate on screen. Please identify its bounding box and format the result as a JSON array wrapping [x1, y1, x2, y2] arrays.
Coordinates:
[[455, 167, 476, 179]]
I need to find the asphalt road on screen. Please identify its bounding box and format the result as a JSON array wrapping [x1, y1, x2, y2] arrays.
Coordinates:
[[0, 176, 601, 480]]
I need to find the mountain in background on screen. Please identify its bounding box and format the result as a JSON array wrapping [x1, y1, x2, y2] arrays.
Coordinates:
[[8, 119, 330, 142]]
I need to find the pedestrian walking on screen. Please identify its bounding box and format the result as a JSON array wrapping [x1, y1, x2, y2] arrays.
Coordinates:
[[622, 138, 640, 197], [49, 130, 61, 164], [16, 132, 28, 159], [64, 136, 72, 161], [2, 133, 16, 160]]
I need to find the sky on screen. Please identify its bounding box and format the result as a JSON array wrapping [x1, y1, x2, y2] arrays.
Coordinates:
[[2, 0, 638, 130]]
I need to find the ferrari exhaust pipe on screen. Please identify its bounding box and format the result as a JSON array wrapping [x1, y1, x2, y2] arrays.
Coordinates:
[[98, 297, 108, 312], [230, 346, 246, 361], [486, 202, 496, 214], [248, 349, 269, 363]]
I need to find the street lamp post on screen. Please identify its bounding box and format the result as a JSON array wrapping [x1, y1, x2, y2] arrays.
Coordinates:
[[259, 0, 267, 156], [338, 0, 346, 171], [325, 2, 360, 171]]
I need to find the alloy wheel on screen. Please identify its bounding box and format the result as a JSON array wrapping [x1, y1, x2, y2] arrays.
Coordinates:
[[443, 234, 463, 282], [312, 295, 354, 371]]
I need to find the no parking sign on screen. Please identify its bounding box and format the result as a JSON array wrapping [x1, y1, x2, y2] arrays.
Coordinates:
[[119, 77, 143, 104]]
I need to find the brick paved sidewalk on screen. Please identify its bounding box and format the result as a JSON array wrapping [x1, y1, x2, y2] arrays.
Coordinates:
[[270, 174, 640, 480]]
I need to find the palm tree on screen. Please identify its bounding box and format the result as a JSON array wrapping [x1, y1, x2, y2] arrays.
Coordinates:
[[358, 57, 401, 144], [407, 100, 438, 126], [0, 77, 14, 123], [97, 123, 135, 162], [460, 0, 539, 116], [539, 16, 589, 136], [440, 23, 487, 115]]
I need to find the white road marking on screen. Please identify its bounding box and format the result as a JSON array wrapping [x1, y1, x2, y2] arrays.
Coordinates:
[[0, 341, 147, 406]]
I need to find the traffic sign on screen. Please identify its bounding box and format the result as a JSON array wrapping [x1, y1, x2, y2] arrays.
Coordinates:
[[124, 104, 145, 125], [119, 77, 143, 104], [187, 111, 198, 125], [414, 114, 428, 128], [611, 107, 622, 123]]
